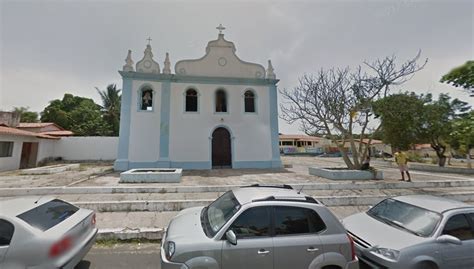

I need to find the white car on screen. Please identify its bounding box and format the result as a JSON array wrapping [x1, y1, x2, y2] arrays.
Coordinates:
[[0, 197, 97, 269], [343, 195, 474, 269]]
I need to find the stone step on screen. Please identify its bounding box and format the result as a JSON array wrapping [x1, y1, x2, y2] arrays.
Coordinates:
[[1, 179, 474, 196], [2, 185, 473, 202], [32, 187, 474, 212]]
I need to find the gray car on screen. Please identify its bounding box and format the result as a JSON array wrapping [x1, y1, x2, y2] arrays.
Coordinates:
[[0, 196, 98, 269], [161, 184, 359, 269], [342, 195, 474, 269]]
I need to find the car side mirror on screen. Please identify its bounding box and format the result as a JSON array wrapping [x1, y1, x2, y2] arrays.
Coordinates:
[[226, 230, 237, 245], [437, 234, 462, 245]]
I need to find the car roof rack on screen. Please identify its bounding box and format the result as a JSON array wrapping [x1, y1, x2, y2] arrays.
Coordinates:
[[243, 184, 294, 190], [252, 195, 319, 204]]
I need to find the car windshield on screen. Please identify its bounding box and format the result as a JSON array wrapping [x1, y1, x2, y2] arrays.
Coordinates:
[[367, 198, 441, 237], [202, 191, 241, 237], [17, 199, 79, 231]]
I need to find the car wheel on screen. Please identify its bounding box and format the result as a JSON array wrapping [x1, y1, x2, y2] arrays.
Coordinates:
[[322, 266, 341, 269], [416, 261, 438, 269]]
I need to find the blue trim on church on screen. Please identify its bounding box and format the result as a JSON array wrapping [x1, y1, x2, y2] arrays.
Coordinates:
[[114, 78, 132, 171], [119, 71, 279, 86], [159, 81, 171, 165], [269, 84, 283, 168], [114, 71, 282, 171]]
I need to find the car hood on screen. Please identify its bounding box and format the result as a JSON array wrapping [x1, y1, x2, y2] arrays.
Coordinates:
[[343, 212, 429, 250], [165, 206, 208, 243]]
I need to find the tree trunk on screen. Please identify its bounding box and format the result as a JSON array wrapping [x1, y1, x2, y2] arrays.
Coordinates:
[[432, 142, 446, 167], [438, 156, 447, 167], [468, 149, 472, 169]]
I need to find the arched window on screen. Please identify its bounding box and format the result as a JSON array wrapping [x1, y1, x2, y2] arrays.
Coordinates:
[[185, 89, 198, 112], [140, 88, 153, 111], [244, 90, 255, 113], [215, 89, 227, 112]]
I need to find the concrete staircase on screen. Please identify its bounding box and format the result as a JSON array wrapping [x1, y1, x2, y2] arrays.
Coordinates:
[[2, 180, 473, 240]]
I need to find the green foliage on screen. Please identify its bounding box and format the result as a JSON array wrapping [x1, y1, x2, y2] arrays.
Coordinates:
[[13, 107, 39, 123], [96, 84, 121, 136], [40, 94, 112, 136], [449, 111, 474, 154], [373, 93, 426, 150], [419, 94, 470, 161], [406, 151, 424, 163], [440, 61, 474, 89], [374, 92, 471, 166]]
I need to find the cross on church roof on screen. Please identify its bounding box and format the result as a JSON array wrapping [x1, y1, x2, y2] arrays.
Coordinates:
[[147, 37, 152, 45], [216, 24, 225, 34]]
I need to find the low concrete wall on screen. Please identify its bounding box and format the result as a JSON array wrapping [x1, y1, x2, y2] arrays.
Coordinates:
[[54, 137, 118, 161], [309, 167, 383, 180], [120, 168, 182, 183], [409, 163, 474, 174], [20, 163, 80, 175], [37, 139, 56, 164]]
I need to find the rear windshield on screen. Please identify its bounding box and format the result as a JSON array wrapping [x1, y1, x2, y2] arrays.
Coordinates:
[[17, 199, 79, 231]]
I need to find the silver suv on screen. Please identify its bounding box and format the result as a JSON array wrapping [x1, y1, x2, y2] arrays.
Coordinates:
[[161, 184, 359, 269]]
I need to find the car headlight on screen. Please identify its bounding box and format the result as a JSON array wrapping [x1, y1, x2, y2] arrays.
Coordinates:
[[370, 247, 400, 261], [166, 241, 175, 260]]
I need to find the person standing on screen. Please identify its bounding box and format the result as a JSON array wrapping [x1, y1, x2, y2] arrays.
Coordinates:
[[395, 149, 411, 182]]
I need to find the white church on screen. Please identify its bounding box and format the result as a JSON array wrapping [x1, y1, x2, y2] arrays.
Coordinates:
[[114, 25, 282, 171]]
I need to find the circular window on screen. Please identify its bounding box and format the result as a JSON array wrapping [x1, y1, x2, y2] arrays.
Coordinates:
[[144, 60, 152, 68], [218, 57, 227, 66]]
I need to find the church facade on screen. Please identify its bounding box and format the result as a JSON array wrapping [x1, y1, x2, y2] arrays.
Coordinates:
[[114, 27, 282, 171]]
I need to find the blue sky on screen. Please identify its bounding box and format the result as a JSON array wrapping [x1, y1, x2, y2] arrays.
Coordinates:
[[1, 0, 473, 133]]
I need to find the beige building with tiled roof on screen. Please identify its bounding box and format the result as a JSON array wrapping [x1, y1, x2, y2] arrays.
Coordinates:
[[0, 113, 72, 171]]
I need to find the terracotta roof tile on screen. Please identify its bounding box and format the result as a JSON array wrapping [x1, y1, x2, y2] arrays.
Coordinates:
[[0, 126, 59, 139], [17, 122, 55, 128], [40, 130, 74, 136]]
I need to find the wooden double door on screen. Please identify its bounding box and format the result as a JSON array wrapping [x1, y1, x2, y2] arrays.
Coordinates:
[[212, 127, 232, 168]]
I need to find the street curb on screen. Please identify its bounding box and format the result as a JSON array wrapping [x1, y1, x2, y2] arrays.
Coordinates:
[[75, 191, 474, 212], [1, 179, 474, 196], [97, 227, 164, 241], [76, 199, 212, 212]]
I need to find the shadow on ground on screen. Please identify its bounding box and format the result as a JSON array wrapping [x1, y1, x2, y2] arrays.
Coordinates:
[[75, 260, 91, 269]]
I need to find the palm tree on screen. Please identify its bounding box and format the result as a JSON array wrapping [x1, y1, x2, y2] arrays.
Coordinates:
[[96, 84, 121, 136]]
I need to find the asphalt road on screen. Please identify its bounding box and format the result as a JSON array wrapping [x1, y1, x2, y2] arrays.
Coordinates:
[[76, 243, 372, 269], [75, 243, 161, 269]]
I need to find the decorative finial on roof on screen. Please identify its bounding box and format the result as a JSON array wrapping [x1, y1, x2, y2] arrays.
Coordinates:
[[163, 52, 171, 74], [216, 24, 226, 35], [135, 43, 160, 74], [147, 37, 152, 45], [266, 60, 276, 79], [123, 50, 134, 72]]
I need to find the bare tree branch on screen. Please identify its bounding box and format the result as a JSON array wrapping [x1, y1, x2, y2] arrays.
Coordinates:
[[280, 52, 427, 168]]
